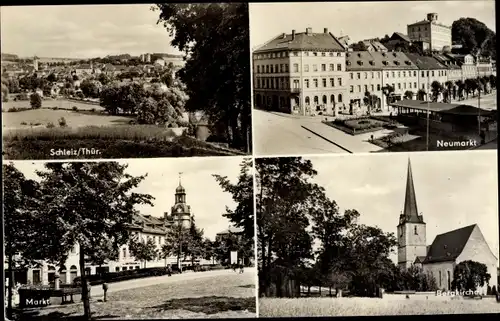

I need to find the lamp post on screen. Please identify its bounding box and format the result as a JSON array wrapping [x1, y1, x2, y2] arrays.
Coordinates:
[[476, 55, 481, 137]]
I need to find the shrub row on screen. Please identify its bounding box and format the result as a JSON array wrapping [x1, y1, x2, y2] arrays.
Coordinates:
[[73, 267, 173, 286], [4, 107, 32, 113]]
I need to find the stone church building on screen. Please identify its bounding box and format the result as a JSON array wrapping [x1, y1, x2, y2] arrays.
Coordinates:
[[397, 159, 498, 294]]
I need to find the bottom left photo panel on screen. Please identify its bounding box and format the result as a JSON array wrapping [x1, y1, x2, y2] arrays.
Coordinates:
[[3, 156, 256, 320]]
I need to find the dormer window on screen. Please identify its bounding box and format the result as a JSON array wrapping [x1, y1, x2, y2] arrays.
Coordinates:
[[394, 61, 400, 65], [405, 60, 411, 65], [357, 53, 361, 58], [369, 60, 374, 65], [382, 61, 388, 65], [382, 53, 387, 57], [393, 52, 397, 57], [346, 61, 351, 66], [357, 60, 363, 66]]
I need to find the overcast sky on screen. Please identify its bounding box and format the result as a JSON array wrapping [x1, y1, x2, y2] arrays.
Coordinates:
[[9, 157, 249, 240], [1, 4, 182, 59], [250, 1, 496, 49], [306, 150, 498, 265]]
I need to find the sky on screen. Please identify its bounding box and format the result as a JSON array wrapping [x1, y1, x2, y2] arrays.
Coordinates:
[[249, 1, 496, 49], [306, 150, 498, 265], [1, 4, 182, 59], [9, 156, 250, 240]]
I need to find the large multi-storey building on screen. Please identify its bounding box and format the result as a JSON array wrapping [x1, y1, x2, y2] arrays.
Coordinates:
[[346, 51, 419, 111], [253, 27, 348, 116], [407, 13, 452, 52], [405, 53, 448, 97], [16, 181, 198, 286]]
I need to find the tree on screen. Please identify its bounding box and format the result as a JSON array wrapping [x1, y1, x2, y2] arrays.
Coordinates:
[[47, 73, 57, 83], [351, 41, 368, 51], [30, 92, 42, 109], [137, 97, 159, 125], [80, 79, 100, 98], [153, 3, 252, 152], [382, 84, 395, 105], [213, 158, 254, 241], [452, 18, 496, 59], [1, 82, 9, 102], [186, 220, 205, 267], [255, 157, 316, 296], [163, 223, 191, 271], [129, 237, 159, 268], [451, 260, 491, 293], [489, 74, 496, 89], [416, 89, 426, 101], [2, 164, 41, 319], [33, 162, 154, 320], [445, 81, 454, 102], [98, 73, 111, 86], [404, 90, 414, 100], [430, 81, 443, 102], [362, 91, 378, 113]]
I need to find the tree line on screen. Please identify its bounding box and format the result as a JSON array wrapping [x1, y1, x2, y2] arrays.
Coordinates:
[[3, 157, 253, 320], [256, 157, 493, 298]]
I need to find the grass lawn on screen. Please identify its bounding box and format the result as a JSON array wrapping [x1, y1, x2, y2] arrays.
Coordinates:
[[2, 99, 104, 111], [259, 297, 500, 317], [15, 272, 256, 320]]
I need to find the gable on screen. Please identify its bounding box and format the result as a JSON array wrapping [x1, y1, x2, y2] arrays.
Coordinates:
[[423, 224, 476, 263], [456, 225, 497, 264]]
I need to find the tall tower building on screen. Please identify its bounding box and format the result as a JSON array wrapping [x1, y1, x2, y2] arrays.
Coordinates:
[[397, 159, 427, 269], [170, 173, 193, 229]]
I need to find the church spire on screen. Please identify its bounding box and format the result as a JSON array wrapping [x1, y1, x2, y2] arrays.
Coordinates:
[[402, 158, 423, 223]]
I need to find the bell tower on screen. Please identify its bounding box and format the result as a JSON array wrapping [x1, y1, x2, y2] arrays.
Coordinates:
[[171, 172, 192, 229], [397, 159, 427, 269]]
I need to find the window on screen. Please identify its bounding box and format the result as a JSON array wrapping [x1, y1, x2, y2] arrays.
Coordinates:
[[280, 64, 284, 73], [123, 248, 127, 258], [266, 65, 269, 73], [398, 83, 401, 90], [305, 79, 309, 88], [285, 64, 289, 72], [321, 64, 326, 72], [392, 83, 395, 89], [270, 65, 273, 73], [421, 71, 424, 77], [338, 78, 342, 86], [350, 73, 353, 79], [330, 78, 334, 87], [386, 72, 389, 78], [337, 64, 342, 71], [404, 83, 406, 89], [350, 85, 354, 93], [338, 93, 343, 102], [329, 64, 334, 71], [364, 85, 368, 92], [313, 64, 318, 72], [313, 79, 318, 87], [275, 64, 279, 73], [431, 71, 434, 77], [409, 82, 412, 89], [329, 52, 334, 56], [322, 78, 327, 87], [304, 64, 309, 72], [257, 66, 260, 73], [414, 82, 417, 88], [293, 64, 299, 72], [371, 84, 374, 91], [115, 267, 120, 272], [403, 71, 406, 77], [313, 52, 318, 56], [414, 71, 417, 77], [392, 71, 395, 78], [337, 53, 342, 57], [293, 52, 298, 56], [321, 52, 326, 57], [398, 71, 401, 77], [357, 73, 360, 79], [377, 84, 381, 91], [427, 71, 429, 77], [377, 72, 381, 78], [371, 72, 374, 78], [364, 72, 367, 79], [357, 85, 361, 92]]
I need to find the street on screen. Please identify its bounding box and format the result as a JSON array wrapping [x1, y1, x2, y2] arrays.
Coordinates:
[[456, 92, 497, 110], [253, 109, 350, 156]]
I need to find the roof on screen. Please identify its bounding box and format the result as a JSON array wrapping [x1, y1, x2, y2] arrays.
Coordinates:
[[176, 183, 185, 194], [405, 53, 447, 70], [346, 51, 418, 71], [77, 64, 92, 69], [432, 54, 461, 70], [216, 226, 243, 235], [423, 225, 476, 263], [401, 159, 424, 224], [391, 99, 495, 116], [392, 32, 411, 43], [408, 19, 431, 27], [414, 256, 427, 264], [254, 30, 346, 53]]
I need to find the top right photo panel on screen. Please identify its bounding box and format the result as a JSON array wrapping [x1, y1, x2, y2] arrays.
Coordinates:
[[250, 1, 496, 156]]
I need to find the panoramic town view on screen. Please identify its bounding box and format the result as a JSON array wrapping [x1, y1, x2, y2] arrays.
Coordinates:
[[4, 157, 256, 320], [257, 151, 500, 316], [1, 4, 251, 159], [250, 1, 497, 155]]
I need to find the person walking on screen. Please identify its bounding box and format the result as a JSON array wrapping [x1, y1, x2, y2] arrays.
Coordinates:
[[102, 282, 108, 302]]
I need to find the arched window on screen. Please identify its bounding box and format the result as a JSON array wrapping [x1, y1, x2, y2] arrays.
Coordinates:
[[48, 266, 56, 284], [70, 265, 78, 283], [322, 95, 327, 104], [313, 96, 319, 104], [330, 95, 335, 103], [59, 265, 67, 284], [305, 96, 310, 105], [338, 94, 343, 103]]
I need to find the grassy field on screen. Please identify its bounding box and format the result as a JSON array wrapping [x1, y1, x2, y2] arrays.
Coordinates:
[[15, 271, 256, 320], [2, 99, 104, 111], [259, 297, 500, 317]]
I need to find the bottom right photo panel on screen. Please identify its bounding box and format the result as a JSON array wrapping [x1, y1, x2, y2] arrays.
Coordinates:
[[256, 150, 499, 317]]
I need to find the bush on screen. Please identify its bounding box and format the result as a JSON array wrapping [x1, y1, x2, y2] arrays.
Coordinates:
[[90, 108, 96, 112], [16, 93, 29, 101], [20, 121, 28, 125], [72, 106, 78, 111], [46, 122, 55, 129], [72, 267, 169, 286], [30, 93, 42, 109], [58, 117, 67, 127], [8, 107, 19, 112]]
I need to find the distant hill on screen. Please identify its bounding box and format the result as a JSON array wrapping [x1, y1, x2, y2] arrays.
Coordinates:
[[152, 53, 184, 59], [106, 54, 132, 60], [1, 53, 19, 61], [452, 17, 496, 59]]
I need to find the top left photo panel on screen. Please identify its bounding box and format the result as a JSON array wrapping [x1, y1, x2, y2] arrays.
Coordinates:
[[1, 4, 252, 160]]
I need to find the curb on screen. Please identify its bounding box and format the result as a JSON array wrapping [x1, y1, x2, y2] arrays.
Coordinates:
[[300, 125, 352, 154]]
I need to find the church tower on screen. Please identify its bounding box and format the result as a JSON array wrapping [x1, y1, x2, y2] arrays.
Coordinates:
[[397, 159, 427, 269], [170, 173, 192, 229]]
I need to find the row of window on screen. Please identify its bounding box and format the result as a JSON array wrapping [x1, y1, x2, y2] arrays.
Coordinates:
[[349, 69, 448, 80], [255, 77, 343, 90], [254, 51, 343, 60], [303, 94, 344, 105], [256, 63, 343, 74], [350, 82, 423, 93]]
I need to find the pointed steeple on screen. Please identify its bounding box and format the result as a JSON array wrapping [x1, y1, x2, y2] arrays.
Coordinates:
[[402, 158, 424, 223]]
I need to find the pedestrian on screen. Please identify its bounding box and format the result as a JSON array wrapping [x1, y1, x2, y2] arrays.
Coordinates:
[[102, 282, 108, 302], [232, 264, 237, 272], [239, 264, 244, 274], [167, 265, 172, 277], [86, 280, 92, 300]]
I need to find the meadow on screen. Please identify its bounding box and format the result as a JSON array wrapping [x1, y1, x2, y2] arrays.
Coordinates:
[[259, 297, 500, 317]]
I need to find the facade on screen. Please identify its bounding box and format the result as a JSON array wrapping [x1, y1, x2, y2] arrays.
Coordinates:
[[398, 160, 498, 294], [20, 181, 201, 286], [253, 27, 348, 116], [407, 13, 452, 52], [405, 53, 448, 99], [433, 53, 462, 83], [477, 57, 494, 77]]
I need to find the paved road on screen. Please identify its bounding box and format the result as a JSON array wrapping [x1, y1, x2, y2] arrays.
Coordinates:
[[253, 109, 351, 156], [90, 268, 255, 298], [455, 92, 497, 110]]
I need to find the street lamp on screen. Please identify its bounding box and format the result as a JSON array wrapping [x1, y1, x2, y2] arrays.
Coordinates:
[[475, 54, 481, 138]]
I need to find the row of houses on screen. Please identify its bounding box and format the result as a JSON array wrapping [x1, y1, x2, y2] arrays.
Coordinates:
[[252, 27, 495, 116]]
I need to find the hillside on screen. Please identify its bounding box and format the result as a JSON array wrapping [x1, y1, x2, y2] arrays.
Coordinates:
[[452, 17, 496, 59], [1, 53, 19, 61]]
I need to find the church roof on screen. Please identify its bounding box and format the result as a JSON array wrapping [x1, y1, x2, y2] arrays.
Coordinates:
[[400, 159, 425, 224], [422, 224, 476, 264]]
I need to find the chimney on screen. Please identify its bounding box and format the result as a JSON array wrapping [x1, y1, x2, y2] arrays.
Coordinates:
[[282, 33, 286, 39], [306, 27, 312, 35], [324, 28, 328, 34], [292, 29, 296, 40]]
